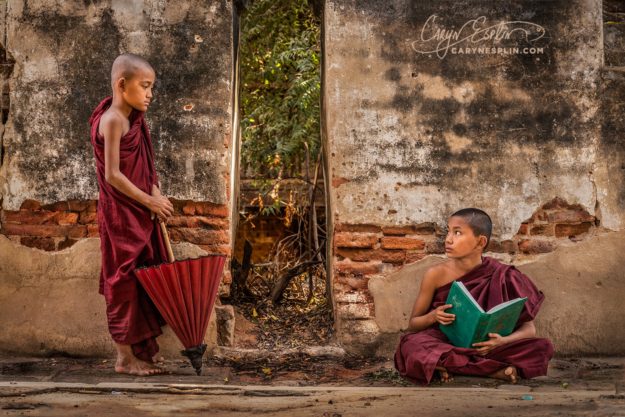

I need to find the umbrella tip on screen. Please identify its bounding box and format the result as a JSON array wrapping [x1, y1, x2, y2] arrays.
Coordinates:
[[181, 344, 207, 376]]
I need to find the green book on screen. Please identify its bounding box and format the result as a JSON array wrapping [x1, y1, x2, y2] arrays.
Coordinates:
[[439, 281, 527, 349]]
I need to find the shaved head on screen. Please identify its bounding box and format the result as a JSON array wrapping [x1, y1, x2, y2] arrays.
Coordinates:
[[450, 208, 492, 246], [110, 53, 154, 89]]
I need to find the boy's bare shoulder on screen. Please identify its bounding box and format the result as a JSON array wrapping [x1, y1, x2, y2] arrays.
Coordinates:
[[423, 261, 455, 288], [98, 109, 127, 137]]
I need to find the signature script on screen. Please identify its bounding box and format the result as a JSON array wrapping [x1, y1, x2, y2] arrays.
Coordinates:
[[412, 14, 547, 59]]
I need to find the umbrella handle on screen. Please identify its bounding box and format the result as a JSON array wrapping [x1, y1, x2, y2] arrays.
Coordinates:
[[159, 221, 176, 263]]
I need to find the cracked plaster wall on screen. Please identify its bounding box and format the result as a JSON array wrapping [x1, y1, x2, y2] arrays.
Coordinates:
[[324, 0, 624, 239], [324, 0, 625, 355], [0, 0, 233, 356], [0, 0, 233, 210]]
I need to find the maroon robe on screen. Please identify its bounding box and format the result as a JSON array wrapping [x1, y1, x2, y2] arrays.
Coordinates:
[[89, 97, 167, 362], [395, 257, 553, 385]]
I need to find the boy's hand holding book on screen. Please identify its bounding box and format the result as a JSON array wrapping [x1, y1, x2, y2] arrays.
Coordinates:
[[472, 332, 506, 355], [431, 304, 455, 326]]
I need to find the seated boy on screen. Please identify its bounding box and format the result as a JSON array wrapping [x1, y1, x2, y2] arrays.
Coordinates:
[[89, 53, 174, 375], [394, 208, 553, 384]]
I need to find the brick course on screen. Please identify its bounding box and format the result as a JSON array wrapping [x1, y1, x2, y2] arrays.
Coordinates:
[[331, 196, 599, 328], [0, 198, 231, 254]]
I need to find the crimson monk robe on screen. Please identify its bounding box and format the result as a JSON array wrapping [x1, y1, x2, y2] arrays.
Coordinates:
[[89, 96, 167, 362], [394, 257, 553, 385]]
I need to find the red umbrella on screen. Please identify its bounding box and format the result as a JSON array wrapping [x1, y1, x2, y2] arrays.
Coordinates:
[[135, 222, 226, 375]]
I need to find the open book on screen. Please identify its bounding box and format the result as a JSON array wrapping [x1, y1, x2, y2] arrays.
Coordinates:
[[439, 281, 527, 349]]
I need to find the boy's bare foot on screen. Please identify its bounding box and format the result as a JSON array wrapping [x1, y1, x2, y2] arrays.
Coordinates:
[[435, 366, 454, 383], [489, 366, 518, 383], [114, 343, 165, 376], [115, 356, 165, 376]]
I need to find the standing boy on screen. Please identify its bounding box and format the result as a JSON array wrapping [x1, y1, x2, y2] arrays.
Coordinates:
[[395, 208, 553, 384], [89, 53, 174, 375]]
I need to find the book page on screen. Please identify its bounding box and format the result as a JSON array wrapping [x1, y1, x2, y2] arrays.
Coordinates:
[[487, 297, 527, 314], [456, 281, 484, 313]]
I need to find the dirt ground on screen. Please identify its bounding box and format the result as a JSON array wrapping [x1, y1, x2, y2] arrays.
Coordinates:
[[1, 353, 624, 416]]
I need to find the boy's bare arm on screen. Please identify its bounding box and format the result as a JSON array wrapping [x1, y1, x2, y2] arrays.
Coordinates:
[[101, 113, 173, 219], [407, 267, 455, 332], [473, 320, 537, 355]]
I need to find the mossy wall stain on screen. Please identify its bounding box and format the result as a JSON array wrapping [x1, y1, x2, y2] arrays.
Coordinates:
[[325, 0, 609, 238], [0, 0, 233, 210]]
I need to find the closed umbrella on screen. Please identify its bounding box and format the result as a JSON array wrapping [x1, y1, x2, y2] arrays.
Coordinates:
[[135, 222, 226, 375]]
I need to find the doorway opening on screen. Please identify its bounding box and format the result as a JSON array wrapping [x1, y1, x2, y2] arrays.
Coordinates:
[[229, 0, 331, 351]]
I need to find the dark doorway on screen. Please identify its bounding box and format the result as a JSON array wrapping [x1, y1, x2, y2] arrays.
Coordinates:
[[229, 0, 332, 351]]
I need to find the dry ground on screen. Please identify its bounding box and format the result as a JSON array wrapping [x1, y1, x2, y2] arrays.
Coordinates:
[[1, 355, 624, 416]]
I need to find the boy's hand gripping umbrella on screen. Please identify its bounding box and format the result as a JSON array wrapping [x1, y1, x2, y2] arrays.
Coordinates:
[[134, 221, 226, 375]]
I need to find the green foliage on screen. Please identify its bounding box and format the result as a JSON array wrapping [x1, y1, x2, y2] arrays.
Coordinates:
[[239, 0, 321, 179]]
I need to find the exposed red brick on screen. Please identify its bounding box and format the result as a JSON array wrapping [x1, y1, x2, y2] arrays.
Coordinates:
[[501, 240, 518, 254], [79, 211, 97, 224], [41, 201, 69, 212], [531, 209, 547, 222], [336, 275, 370, 291], [517, 223, 529, 235], [555, 222, 592, 238], [334, 224, 382, 233], [541, 197, 570, 210], [67, 226, 88, 239], [530, 224, 554, 236], [3, 210, 57, 225], [334, 232, 379, 249], [405, 252, 427, 263], [380, 237, 425, 250], [168, 227, 229, 245], [20, 236, 55, 251], [56, 212, 79, 225], [381, 225, 414, 236], [485, 239, 502, 252], [2, 224, 68, 237], [19, 200, 41, 210], [547, 209, 594, 224], [335, 260, 382, 276], [87, 201, 98, 213], [87, 224, 100, 237], [518, 239, 556, 254], [336, 248, 406, 264], [67, 200, 91, 212], [425, 240, 445, 254], [168, 216, 229, 229], [179, 201, 229, 217], [194, 202, 229, 217], [167, 216, 202, 228], [381, 223, 438, 236], [171, 200, 187, 215], [58, 238, 78, 251], [198, 217, 229, 229]]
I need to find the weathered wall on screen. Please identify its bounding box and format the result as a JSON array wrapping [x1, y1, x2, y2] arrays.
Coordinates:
[[0, 0, 234, 357], [0, 235, 218, 357], [324, 0, 625, 355], [370, 232, 625, 356]]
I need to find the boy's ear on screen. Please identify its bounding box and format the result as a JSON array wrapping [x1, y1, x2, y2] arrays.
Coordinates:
[[479, 235, 488, 249], [116, 77, 126, 91]]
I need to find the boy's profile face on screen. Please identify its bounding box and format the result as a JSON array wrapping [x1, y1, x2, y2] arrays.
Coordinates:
[[444, 216, 487, 259], [119, 66, 156, 112]]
